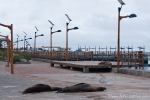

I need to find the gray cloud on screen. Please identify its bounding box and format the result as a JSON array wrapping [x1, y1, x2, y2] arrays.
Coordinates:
[[0, 0, 149, 51]]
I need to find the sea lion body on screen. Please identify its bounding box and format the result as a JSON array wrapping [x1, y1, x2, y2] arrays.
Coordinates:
[[57, 83, 106, 93], [98, 61, 112, 66], [22, 84, 61, 94]]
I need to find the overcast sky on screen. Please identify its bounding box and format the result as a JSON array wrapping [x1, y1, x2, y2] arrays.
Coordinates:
[[0, 0, 150, 51]]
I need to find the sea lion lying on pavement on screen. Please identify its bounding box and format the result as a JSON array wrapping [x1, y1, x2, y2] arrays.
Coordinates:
[[57, 83, 106, 93], [22, 84, 62, 94]]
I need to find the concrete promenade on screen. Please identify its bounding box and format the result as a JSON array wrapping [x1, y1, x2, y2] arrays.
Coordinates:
[[0, 60, 150, 100]]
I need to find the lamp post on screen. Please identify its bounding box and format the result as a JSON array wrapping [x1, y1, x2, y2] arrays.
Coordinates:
[[16, 34, 19, 52], [34, 26, 44, 60], [117, 0, 137, 68], [23, 31, 27, 52], [0, 23, 14, 74], [25, 37, 32, 52], [26, 41, 31, 50], [16, 34, 23, 52], [48, 20, 61, 62], [65, 14, 79, 61], [23, 32, 32, 52]]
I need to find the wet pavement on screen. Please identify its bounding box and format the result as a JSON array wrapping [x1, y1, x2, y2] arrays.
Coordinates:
[[1, 60, 150, 100]]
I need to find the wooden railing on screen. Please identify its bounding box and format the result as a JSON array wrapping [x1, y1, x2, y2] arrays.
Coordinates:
[[15, 51, 146, 68]]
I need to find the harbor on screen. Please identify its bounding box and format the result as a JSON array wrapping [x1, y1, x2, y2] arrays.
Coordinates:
[[1, 0, 150, 100]]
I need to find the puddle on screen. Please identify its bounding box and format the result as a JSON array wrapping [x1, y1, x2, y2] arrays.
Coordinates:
[[1, 86, 18, 88]]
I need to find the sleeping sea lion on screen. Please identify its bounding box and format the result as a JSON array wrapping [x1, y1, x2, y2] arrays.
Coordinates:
[[57, 83, 106, 93], [22, 84, 62, 94], [98, 61, 112, 66]]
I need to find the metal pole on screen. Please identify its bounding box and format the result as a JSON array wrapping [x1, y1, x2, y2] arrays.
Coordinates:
[[10, 24, 14, 74], [66, 23, 68, 61], [17, 38, 18, 52], [24, 36, 26, 53], [50, 27, 52, 61], [117, 7, 121, 68], [34, 32, 36, 61], [6, 36, 9, 67]]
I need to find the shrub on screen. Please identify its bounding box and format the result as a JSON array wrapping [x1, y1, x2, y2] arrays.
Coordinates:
[[0, 50, 7, 61], [20, 53, 32, 62], [13, 54, 21, 63]]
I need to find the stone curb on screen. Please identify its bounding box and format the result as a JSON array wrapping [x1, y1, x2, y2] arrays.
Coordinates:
[[112, 68, 150, 78]]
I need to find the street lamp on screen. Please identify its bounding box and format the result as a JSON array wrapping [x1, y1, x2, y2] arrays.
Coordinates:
[[23, 31, 27, 52], [34, 26, 44, 60], [23, 31, 32, 52], [65, 14, 79, 61], [26, 41, 31, 50], [25, 37, 32, 52], [48, 20, 61, 62], [117, 0, 137, 68], [16, 34, 23, 52], [0, 23, 14, 74]]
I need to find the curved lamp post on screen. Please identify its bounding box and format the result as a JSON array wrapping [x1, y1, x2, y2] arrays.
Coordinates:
[[0, 23, 14, 74], [34, 26, 44, 60], [0, 34, 10, 68], [48, 20, 61, 62], [65, 14, 79, 61], [117, 0, 137, 68]]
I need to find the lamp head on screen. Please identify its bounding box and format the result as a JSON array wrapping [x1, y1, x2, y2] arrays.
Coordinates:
[[57, 30, 61, 32], [35, 26, 39, 31], [73, 27, 78, 30], [65, 14, 72, 21], [138, 47, 144, 49], [48, 20, 54, 26], [40, 34, 44, 36], [29, 38, 32, 39], [129, 14, 137, 18], [17, 34, 19, 37], [23, 31, 27, 35], [118, 0, 125, 5]]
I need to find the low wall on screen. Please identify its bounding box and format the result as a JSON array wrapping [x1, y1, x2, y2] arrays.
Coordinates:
[[112, 68, 150, 78], [32, 58, 50, 63]]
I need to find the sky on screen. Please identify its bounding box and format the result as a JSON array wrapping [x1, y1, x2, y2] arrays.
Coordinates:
[[0, 0, 150, 52]]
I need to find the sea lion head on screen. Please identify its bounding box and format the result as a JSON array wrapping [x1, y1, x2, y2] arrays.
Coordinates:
[[98, 87, 106, 91]]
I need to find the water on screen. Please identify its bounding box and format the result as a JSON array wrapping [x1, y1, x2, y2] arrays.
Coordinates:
[[131, 60, 150, 70]]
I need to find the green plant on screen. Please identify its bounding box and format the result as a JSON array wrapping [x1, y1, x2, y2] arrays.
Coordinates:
[[13, 54, 21, 63], [20, 53, 31, 62], [0, 50, 7, 61]]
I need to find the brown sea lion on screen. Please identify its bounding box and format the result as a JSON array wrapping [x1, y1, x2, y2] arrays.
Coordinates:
[[22, 84, 62, 94], [57, 83, 106, 93], [98, 61, 112, 66]]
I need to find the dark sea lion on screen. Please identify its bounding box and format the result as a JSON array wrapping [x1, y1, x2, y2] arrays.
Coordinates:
[[98, 61, 112, 66], [22, 84, 62, 94], [57, 83, 106, 93]]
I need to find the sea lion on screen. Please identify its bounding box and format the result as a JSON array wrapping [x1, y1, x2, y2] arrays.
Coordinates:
[[22, 84, 62, 94], [98, 61, 112, 66], [57, 83, 106, 93]]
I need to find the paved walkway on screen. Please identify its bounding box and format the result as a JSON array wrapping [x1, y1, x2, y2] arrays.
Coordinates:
[[1, 60, 150, 100]]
